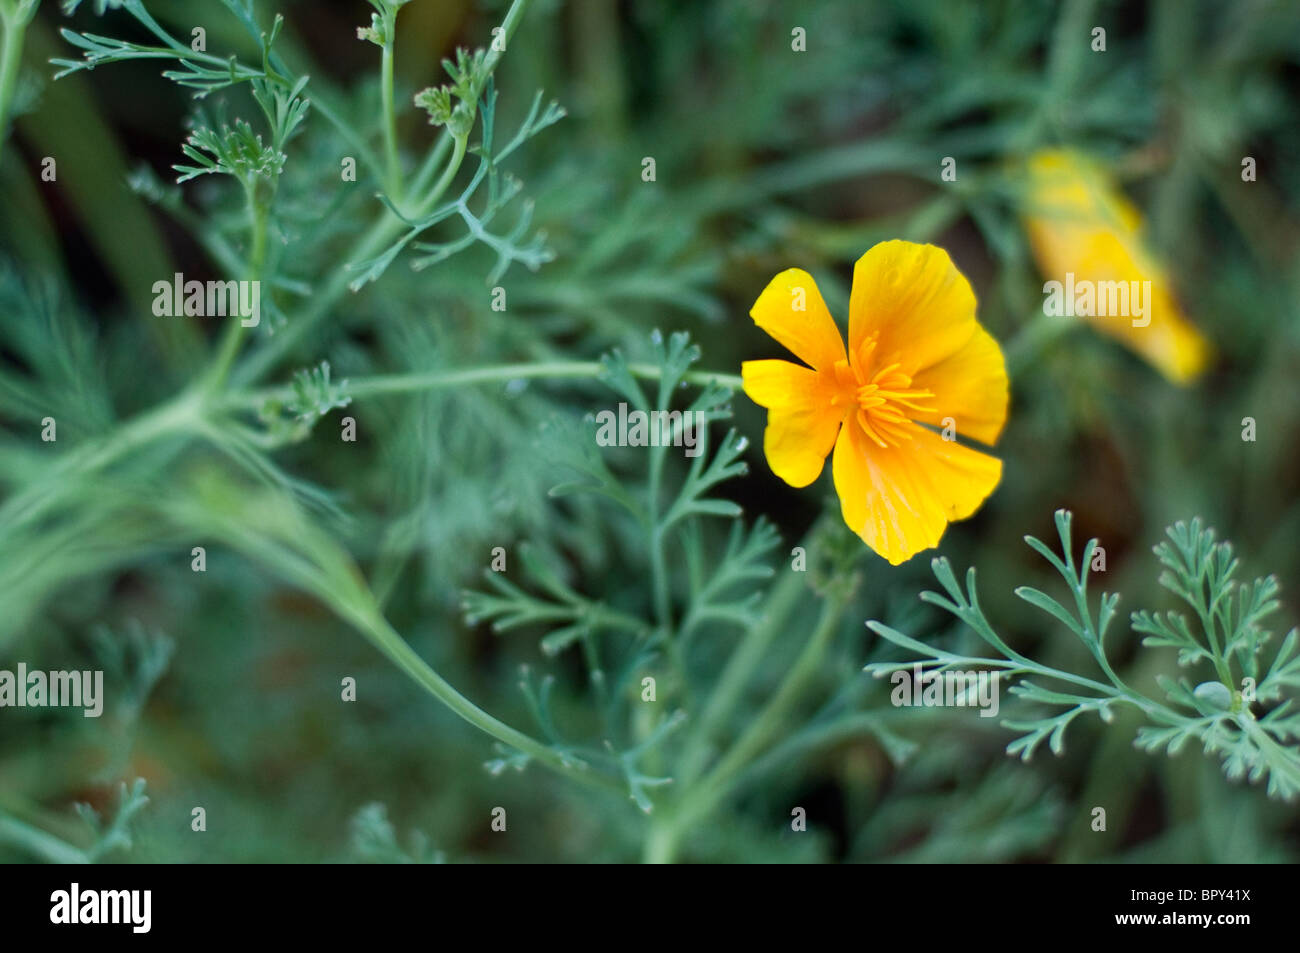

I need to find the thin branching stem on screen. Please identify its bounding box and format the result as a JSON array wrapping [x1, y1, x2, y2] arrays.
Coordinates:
[[233, 0, 532, 384]]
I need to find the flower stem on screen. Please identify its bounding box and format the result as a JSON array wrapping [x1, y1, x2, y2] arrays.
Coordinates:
[[205, 186, 271, 394], [406, 131, 452, 202], [642, 817, 679, 865], [675, 591, 846, 833], [233, 0, 532, 385], [676, 556, 813, 784], [0, 389, 202, 533], [483, 0, 530, 75], [0, 0, 35, 168], [227, 360, 743, 410], [416, 132, 467, 217], [350, 603, 620, 796], [647, 586, 847, 862], [0, 813, 89, 865], [380, 8, 402, 198], [232, 100, 466, 387], [646, 367, 674, 635]]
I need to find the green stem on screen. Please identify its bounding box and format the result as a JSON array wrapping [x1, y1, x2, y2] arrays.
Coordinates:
[[671, 591, 847, 838], [0, 390, 202, 533], [649, 528, 671, 634], [647, 584, 846, 862], [0, 813, 89, 865], [232, 132, 468, 387], [483, 0, 530, 75], [1064, 548, 1138, 697], [380, 10, 401, 198], [1092, 648, 1133, 695], [415, 132, 467, 216], [226, 361, 743, 410], [0, 1, 34, 167], [646, 427, 687, 697], [350, 604, 620, 796], [233, 0, 530, 385], [642, 818, 677, 865], [407, 130, 452, 201], [1236, 714, 1300, 794], [178, 492, 625, 799], [647, 398, 672, 634], [232, 207, 406, 384], [964, 606, 1166, 716], [676, 558, 812, 785], [1187, 584, 1234, 686], [207, 190, 270, 394]]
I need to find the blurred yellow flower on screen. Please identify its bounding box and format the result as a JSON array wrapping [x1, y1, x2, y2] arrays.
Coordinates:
[[742, 240, 1008, 565], [1020, 149, 1212, 383]]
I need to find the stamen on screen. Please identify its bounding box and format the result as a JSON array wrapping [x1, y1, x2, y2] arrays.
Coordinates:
[[848, 350, 934, 448]]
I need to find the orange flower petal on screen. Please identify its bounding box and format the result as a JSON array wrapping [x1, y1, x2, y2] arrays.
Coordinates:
[[832, 419, 1002, 565], [742, 359, 843, 488], [1021, 149, 1212, 384], [749, 268, 847, 372], [909, 323, 1009, 446], [847, 241, 980, 376]]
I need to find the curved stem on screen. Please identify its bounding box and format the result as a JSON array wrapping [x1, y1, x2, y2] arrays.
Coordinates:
[[172, 481, 625, 798], [407, 131, 452, 200], [414, 132, 467, 216], [351, 604, 620, 796], [0, 390, 202, 533]]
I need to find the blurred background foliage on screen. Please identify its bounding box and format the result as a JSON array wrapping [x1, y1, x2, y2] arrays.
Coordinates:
[[0, 0, 1298, 862]]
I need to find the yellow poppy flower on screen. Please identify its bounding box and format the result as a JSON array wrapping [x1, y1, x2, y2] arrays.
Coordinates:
[[742, 240, 1009, 565], [1020, 149, 1211, 383]]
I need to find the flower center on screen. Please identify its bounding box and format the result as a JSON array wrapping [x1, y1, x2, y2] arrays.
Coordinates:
[[832, 337, 934, 448]]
